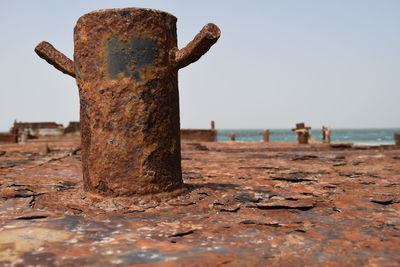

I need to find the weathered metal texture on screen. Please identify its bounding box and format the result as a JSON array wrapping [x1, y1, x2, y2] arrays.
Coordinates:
[[0, 133, 17, 144], [0, 137, 400, 265], [181, 129, 217, 142], [64, 121, 80, 135], [35, 42, 75, 77], [262, 129, 270, 142], [292, 122, 311, 144], [35, 8, 221, 196], [395, 133, 400, 146], [322, 126, 331, 144], [298, 132, 309, 144]]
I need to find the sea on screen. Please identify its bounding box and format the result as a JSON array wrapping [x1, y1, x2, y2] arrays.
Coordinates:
[[217, 128, 400, 145]]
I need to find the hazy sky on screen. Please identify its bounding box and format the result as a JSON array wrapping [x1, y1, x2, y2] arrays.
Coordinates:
[[0, 1, 399, 131]]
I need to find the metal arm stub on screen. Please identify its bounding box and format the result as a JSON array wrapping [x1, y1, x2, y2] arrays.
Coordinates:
[[34, 41, 75, 78], [175, 23, 221, 69]]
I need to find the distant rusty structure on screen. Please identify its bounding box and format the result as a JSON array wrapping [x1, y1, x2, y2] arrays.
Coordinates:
[[180, 130, 217, 142], [262, 129, 270, 143], [0, 121, 19, 143], [0, 133, 17, 143], [229, 133, 237, 141], [292, 123, 311, 144], [11, 121, 64, 138], [395, 133, 400, 146], [322, 126, 331, 144], [35, 8, 221, 196], [64, 121, 80, 135], [181, 121, 218, 142]]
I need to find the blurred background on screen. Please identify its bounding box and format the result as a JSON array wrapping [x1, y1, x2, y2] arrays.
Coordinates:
[[0, 0, 399, 132]]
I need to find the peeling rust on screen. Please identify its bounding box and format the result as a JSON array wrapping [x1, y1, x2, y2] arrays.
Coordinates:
[[34, 41, 75, 77], [0, 138, 400, 265], [35, 8, 220, 196]]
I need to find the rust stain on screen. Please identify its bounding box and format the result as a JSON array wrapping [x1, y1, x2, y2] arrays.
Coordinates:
[[0, 137, 399, 265], [34, 8, 221, 197]]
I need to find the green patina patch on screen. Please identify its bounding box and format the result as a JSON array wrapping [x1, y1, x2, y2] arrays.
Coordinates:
[[106, 36, 158, 81]]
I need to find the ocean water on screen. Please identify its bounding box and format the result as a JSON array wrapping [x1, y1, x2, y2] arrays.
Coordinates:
[[217, 128, 400, 145]]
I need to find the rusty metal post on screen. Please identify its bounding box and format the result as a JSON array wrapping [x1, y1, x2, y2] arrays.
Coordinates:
[[262, 129, 270, 143], [292, 123, 311, 144], [322, 126, 331, 144], [298, 132, 309, 144], [395, 133, 400, 146], [211, 121, 215, 131], [35, 8, 220, 196], [229, 133, 236, 141], [210, 120, 218, 142], [10, 121, 19, 143]]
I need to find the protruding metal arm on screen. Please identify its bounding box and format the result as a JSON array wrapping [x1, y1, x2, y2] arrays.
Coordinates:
[[175, 23, 221, 69], [34, 41, 75, 78]]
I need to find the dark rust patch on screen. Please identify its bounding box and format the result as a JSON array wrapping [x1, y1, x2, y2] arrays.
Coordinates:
[[106, 36, 158, 81]]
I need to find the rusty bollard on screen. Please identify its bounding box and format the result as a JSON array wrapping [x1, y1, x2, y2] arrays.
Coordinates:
[[262, 129, 270, 143], [322, 126, 331, 144], [35, 8, 220, 196], [210, 120, 218, 142], [292, 123, 311, 144]]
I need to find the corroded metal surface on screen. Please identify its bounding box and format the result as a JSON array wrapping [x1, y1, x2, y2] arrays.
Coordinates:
[[262, 129, 270, 143], [292, 123, 311, 144], [211, 121, 215, 130], [35, 8, 220, 196], [1, 137, 399, 265], [35, 42, 75, 77], [0, 133, 16, 143], [181, 121, 217, 142], [181, 129, 217, 142], [322, 126, 331, 144]]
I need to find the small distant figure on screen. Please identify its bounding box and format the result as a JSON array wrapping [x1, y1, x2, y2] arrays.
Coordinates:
[[229, 133, 236, 141], [262, 129, 270, 143], [322, 126, 331, 144], [211, 120, 215, 131], [292, 123, 311, 144], [395, 133, 400, 146]]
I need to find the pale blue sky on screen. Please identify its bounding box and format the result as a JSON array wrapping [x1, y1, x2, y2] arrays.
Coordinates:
[[0, 1, 399, 131]]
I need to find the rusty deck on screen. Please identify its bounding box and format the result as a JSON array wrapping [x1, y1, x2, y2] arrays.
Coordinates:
[[0, 137, 399, 266]]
